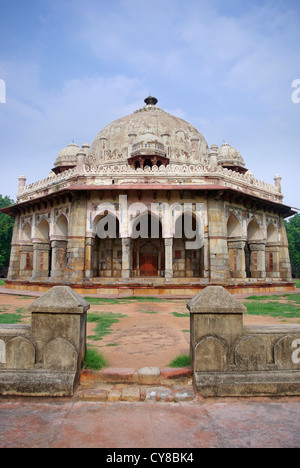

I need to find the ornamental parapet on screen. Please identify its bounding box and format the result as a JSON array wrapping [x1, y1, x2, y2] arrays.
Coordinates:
[[17, 163, 283, 204]]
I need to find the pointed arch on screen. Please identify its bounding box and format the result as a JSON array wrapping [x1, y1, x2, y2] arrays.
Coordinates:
[[227, 213, 242, 238], [56, 213, 68, 238], [22, 222, 32, 243], [36, 218, 50, 242], [247, 219, 262, 241]]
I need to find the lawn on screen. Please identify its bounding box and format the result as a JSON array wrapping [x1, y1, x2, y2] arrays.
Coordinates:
[[243, 293, 300, 320]]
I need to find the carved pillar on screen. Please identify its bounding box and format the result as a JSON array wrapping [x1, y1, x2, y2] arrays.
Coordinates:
[[65, 193, 87, 283], [19, 245, 33, 278], [164, 238, 173, 280], [227, 240, 246, 279], [7, 213, 21, 280], [208, 195, 230, 282], [249, 242, 266, 279], [122, 238, 131, 279], [265, 244, 280, 278], [32, 242, 51, 279], [85, 237, 95, 279], [278, 217, 292, 281], [50, 240, 68, 280]]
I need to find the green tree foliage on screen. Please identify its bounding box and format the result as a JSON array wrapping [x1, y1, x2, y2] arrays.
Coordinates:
[[0, 195, 15, 271], [285, 213, 300, 277]]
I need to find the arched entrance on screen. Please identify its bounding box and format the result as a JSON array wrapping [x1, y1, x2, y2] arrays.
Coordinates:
[[173, 212, 204, 277], [93, 213, 122, 278], [131, 212, 165, 277]]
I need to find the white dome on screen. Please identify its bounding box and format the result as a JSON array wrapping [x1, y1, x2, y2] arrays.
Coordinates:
[[54, 143, 80, 168], [88, 97, 209, 166]]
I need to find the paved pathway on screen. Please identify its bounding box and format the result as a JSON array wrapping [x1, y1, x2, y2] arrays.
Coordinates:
[[1, 396, 300, 448]]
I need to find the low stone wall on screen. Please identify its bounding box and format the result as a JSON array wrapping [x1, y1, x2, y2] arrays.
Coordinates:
[[188, 286, 300, 396], [0, 286, 89, 396]]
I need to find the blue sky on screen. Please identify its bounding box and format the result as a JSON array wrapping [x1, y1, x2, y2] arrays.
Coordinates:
[[0, 0, 299, 211]]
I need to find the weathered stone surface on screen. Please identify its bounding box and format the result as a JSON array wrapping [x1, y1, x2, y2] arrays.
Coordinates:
[[190, 286, 300, 397], [6, 337, 35, 370], [137, 367, 161, 384], [187, 286, 246, 314], [28, 286, 90, 314], [43, 338, 78, 371], [145, 387, 173, 402], [121, 386, 141, 402]]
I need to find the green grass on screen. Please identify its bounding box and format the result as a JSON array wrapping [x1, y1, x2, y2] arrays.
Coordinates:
[[244, 300, 300, 319], [0, 280, 5, 286], [172, 312, 190, 317], [87, 312, 126, 341], [0, 313, 24, 324], [295, 280, 300, 289], [83, 347, 108, 370], [168, 353, 191, 368]]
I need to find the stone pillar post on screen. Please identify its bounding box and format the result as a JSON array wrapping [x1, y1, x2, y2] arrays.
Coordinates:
[[7, 213, 21, 280], [164, 238, 173, 280], [278, 217, 292, 281], [227, 240, 246, 279], [265, 244, 280, 278], [249, 242, 266, 279], [32, 243, 51, 279], [65, 193, 87, 283], [20, 245, 33, 277], [50, 240, 68, 280], [207, 195, 230, 282], [122, 238, 131, 279], [188, 286, 245, 373], [85, 237, 95, 279]]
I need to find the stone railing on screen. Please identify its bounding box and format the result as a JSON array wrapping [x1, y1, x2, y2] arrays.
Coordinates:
[[0, 286, 89, 396], [188, 286, 300, 397], [18, 163, 282, 203]]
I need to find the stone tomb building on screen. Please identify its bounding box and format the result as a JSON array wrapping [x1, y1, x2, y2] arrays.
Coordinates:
[[2, 97, 296, 295]]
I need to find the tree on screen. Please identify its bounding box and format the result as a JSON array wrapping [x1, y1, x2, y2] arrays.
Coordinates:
[[285, 213, 300, 277], [0, 195, 15, 272]]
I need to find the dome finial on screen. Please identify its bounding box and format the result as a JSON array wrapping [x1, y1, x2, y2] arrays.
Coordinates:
[[144, 96, 158, 106]]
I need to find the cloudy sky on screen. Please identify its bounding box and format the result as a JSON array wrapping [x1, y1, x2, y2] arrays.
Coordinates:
[[0, 0, 299, 210]]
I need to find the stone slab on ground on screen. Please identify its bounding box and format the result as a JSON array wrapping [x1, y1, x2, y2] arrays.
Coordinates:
[[1, 397, 300, 448]]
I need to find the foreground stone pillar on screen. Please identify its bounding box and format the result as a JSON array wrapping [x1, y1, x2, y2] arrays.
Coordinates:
[[188, 286, 300, 396], [0, 286, 90, 396]]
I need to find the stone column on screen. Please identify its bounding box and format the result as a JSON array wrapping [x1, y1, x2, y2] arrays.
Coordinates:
[[164, 238, 173, 280], [19, 245, 33, 278], [227, 240, 246, 279], [32, 243, 51, 279], [84, 237, 95, 279], [122, 238, 131, 279], [249, 242, 266, 279], [278, 217, 292, 281], [207, 195, 230, 282], [65, 193, 87, 283], [265, 244, 280, 278], [50, 240, 68, 280], [7, 213, 21, 280]]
